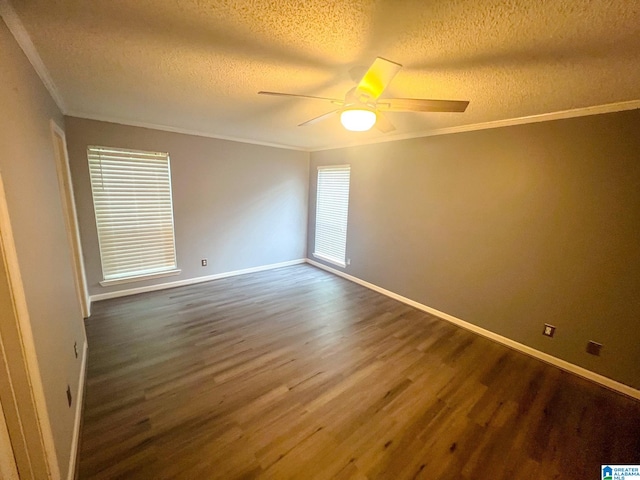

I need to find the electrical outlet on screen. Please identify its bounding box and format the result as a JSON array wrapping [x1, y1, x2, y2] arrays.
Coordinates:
[[66, 385, 72, 407], [74, 341, 78, 359], [346, 258, 351, 266], [201, 259, 207, 267], [587, 341, 602, 356], [543, 324, 556, 337]]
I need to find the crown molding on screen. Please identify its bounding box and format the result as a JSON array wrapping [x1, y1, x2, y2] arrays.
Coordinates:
[[4, 0, 634, 154], [312, 100, 640, 152], [65, 111, 312, 152], [67, 99, 640, 153], [0, 0, 67, 113]]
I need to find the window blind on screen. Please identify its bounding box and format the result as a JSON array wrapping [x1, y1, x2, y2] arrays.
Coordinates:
[[87, 146, 178, 283], [314, 165, 350, 267]]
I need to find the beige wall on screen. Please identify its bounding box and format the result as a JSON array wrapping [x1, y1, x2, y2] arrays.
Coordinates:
[[64, 117, 309, 296], [308, 110, 640, 389], [0, 18, 87, 479]]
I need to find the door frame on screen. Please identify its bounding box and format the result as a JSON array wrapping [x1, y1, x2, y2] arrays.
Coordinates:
[[0, 382, 19, 479], [0, 171, 60, 479], [49, 120, 90, 318]]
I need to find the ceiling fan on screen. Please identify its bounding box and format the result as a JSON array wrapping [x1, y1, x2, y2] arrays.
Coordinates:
[[258, 57, 469, 133]]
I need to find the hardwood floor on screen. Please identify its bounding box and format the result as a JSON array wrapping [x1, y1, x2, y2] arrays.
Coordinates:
[[78, 264, 640, 479]]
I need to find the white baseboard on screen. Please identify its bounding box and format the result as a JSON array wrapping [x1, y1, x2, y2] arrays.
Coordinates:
[[67, 340, 87, 480], [90, 259, 306, 302], [306, 259, 640, 400]]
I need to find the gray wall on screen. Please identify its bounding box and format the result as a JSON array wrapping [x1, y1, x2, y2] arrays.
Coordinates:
[[308, 110, 640, 389], [64, 117, 309, 296], [0, 18, 87, 479]]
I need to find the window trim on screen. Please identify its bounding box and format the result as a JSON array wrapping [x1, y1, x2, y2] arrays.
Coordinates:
[[312, 252, 347, 269], [87, 145, 180, 285], [99, 268, 181, 287], [313, 164, 351, 268]]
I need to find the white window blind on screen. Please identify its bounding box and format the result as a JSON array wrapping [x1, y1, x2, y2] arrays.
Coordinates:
[[314, 165, 350, 267], [87, 146, 179, 284]]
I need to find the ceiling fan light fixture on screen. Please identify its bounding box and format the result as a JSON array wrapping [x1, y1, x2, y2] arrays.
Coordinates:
[[340, 108, 376, 132]]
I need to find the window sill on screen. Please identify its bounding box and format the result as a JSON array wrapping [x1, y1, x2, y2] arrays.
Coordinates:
[[312, 253, 346, 268], [100, 268, 181, 287]]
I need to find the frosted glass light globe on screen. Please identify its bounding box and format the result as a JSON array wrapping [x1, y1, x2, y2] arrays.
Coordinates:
[[340, 109, 376, 131]]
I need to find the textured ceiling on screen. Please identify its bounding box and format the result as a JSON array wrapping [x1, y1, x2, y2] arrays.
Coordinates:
[[7, 0, 640, 150]]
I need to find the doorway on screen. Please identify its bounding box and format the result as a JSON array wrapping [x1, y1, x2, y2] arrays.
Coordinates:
[[50, 121, 90, 318]]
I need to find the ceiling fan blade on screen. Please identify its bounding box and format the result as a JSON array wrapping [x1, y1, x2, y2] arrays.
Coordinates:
[[298, 109, 340, 127], [375, 111, 396, 133], [258, 91, 344, 105], [377, 98, 469, 113], [356, 57, 402, 100]]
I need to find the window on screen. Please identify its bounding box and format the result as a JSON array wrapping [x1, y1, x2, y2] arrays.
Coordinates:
[[87, 146, 179, 285], [314, 165, 351, 267]]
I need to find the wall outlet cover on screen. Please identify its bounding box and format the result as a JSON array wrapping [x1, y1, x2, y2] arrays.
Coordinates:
[[543, 324, 556, 337], [587, 341, 603, 356]]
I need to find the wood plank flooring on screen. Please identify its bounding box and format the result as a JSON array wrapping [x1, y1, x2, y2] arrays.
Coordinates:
[[78, 264, 640, 479]]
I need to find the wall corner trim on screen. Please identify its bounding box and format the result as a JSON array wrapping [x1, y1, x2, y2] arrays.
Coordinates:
[[66, 340, 87, 480], [306, 258, 640, 401], [0, 0, 67, 113], [90, 258, 307, 302]]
